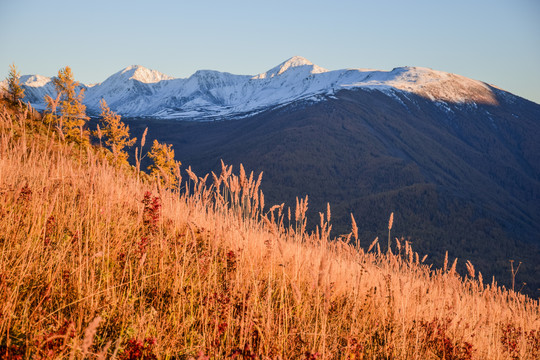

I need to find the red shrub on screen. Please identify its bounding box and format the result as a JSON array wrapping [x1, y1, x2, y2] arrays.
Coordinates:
[[501, 323, 540, 360], [44, 215, 56, 246], [142, 191, 161, 233], [18, 184, 32, 203], [120, 337, 157, 360], [418, 318, 473, 360]]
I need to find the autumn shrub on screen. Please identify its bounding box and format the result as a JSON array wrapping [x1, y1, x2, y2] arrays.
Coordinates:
[[95, 99, 136, 167], [147, 139, 180, 188], [500, 323, 540, 360], [120, 338, 157, 360]]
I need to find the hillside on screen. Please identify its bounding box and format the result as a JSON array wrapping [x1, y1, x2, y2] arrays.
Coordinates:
[[120, 86, 540, 298], [1, 99, 539, 358]]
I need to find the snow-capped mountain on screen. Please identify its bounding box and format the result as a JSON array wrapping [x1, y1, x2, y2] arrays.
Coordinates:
[[18, 56, 513, 119], [83, 65, 174, 115], [16, 74, 56, 106]]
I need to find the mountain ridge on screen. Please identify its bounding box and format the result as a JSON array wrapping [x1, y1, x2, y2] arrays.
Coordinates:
[[7, 56, 530, 119]]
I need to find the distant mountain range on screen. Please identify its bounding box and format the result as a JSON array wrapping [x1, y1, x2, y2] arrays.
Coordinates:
[[7, 57, 540, 296], [8, 56, 523, 119]]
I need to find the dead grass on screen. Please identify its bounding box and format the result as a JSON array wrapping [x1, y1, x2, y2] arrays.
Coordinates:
[[0, 101, 539, 359]]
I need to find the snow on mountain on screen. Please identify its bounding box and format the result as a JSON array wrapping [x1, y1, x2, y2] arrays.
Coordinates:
[[83, 65, 174, 114], [18, 75, 57, 109], [253, 55, 327, 79], [18, 57, 506, 119], [120, 65, 173, 84], [344, 66, 498, 105], [21, 74, 52, 87]]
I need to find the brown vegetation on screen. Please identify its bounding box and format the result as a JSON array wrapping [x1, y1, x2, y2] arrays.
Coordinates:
[[0, 90, 539, 359]]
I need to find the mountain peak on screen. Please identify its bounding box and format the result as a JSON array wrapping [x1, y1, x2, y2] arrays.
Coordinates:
[[254, 56, 328, 79], [20, 74, 51, 87], [281, 56, 314, 68], [117, 65, 172, 84]]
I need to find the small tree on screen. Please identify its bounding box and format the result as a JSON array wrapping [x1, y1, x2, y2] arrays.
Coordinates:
[[51, 66, 89, 144], [95, 99, 136, 166], [6, 63, 25, 104], [147, 139, 181, 187]]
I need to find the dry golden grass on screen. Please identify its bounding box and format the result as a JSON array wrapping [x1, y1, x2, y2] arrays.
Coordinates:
[[0, 101, 539, 359]]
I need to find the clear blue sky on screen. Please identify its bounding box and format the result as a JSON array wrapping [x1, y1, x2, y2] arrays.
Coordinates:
[[1, 0, 539, 103]]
